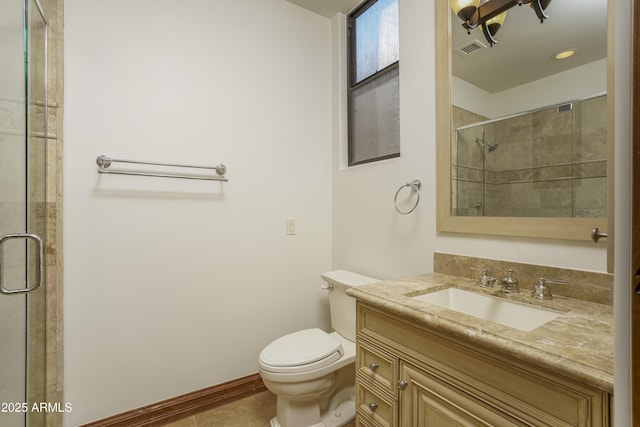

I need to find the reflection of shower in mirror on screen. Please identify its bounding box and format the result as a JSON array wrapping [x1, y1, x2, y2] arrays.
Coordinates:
[[453, 94, 607, 219], [475, 137, 498, 153]]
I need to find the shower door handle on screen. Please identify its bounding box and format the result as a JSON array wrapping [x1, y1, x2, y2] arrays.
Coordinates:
[[0, 233, 44, 295]]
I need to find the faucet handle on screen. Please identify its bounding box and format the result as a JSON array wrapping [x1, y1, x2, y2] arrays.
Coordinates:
[[532, 277, 568, 300]]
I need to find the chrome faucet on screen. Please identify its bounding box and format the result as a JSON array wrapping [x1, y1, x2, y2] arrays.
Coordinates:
[[470, 267, 496, 288], [532, 277, 568, 300], [500, 269, 519, 293]]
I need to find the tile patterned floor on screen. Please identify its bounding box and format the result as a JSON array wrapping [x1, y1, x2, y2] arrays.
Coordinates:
[[164, 391, 356, 427]]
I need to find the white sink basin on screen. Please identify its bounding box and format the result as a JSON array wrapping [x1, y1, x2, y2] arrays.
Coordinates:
[[411, 288, 562, 332]]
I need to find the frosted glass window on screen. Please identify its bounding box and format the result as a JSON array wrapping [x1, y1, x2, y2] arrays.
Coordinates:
[[348, 0, 400, 166], [354, 0, 399, 83], [350, 68, 400, 164]]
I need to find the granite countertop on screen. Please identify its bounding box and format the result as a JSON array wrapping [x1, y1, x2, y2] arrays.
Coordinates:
[[347, 272, 614, 394]]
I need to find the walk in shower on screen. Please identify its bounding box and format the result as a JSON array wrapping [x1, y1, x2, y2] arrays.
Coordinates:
[[1, 1, 48, 426], [453, 95, 607, 218]]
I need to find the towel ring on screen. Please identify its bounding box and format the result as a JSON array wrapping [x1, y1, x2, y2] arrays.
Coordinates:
[[394, 178, 422, 215]]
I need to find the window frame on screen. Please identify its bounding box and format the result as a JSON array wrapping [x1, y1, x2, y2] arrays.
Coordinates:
[[347, 0, 400, 167]]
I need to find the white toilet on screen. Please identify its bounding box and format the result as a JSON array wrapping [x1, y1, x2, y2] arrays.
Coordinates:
[[258, 270, 379, 427]]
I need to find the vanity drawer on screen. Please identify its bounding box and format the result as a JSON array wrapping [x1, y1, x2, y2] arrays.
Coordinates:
[[357, 341, 398, 397], [356, 381, 397, 427]]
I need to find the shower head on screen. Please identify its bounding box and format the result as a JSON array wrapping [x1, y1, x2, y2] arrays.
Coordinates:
[[474, 138, 498, 153]]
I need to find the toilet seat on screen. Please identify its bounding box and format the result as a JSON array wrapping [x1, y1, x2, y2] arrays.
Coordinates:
[[259, 328, 344, 374]]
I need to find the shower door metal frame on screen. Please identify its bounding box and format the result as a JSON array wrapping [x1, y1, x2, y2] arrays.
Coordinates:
[[0, 0, 49, 425]]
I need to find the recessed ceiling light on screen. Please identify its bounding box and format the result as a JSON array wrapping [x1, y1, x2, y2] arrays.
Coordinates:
[[553, 49, 577, 60]]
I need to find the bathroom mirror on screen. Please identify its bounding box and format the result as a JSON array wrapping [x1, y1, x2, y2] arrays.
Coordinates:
[[436, 0, 612, 242]]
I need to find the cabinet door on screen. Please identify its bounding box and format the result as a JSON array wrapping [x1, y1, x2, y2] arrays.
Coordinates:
[[399, 362, 526, 427]]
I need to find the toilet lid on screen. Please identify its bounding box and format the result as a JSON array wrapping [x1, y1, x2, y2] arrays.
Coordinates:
[[259, 328, 343, 373]]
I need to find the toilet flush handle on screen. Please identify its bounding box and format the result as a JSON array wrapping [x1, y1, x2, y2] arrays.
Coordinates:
[[321, 283, 334, 291]]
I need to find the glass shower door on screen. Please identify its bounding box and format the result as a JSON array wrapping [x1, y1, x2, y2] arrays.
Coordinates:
[[0, 0, 48, 426]]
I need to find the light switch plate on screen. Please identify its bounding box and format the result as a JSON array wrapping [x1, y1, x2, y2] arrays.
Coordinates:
[[286, 218, 297, 235]]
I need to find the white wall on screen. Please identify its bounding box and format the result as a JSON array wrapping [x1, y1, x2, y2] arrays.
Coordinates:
[[489, 59, 607, 118], [63, 0, 332, 425], [452, 59, 607, 120], [331, 7, 437, 280]]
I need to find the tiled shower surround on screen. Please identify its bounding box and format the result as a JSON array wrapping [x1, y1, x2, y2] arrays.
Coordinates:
[[452, 95, 607, 218], [0, 0, 64, 427], [1, 0, 62, 426], [43, 0, 64, 425]]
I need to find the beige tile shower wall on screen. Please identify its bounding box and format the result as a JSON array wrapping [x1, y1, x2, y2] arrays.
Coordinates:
[[453, 96, 607, 218], [0, 0, 61, 425], [434, 252, 613, 305], [573, 96, 608, 217], [28, 50, 48, 425], [42, 0, 64, 426], [485, 96, 607, 218], [451, 106, 487, 216]]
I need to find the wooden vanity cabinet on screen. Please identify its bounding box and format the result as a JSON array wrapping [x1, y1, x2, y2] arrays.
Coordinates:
[[354, 303, 611, 427]]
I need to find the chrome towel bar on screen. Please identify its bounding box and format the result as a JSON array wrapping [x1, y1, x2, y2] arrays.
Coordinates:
[[96, 154, 228, 182]]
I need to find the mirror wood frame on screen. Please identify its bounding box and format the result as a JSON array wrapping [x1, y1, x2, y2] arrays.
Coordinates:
[[435, 0, 614, 258]]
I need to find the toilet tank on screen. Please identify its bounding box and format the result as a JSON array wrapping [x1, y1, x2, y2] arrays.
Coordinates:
[[321, 270, 379, 342]]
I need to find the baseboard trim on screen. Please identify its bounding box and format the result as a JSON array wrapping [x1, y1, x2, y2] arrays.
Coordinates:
[[81, 373, 266, 427]]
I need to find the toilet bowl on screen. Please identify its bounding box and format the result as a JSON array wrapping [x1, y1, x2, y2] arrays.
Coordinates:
[[258, 270, 379, 427]]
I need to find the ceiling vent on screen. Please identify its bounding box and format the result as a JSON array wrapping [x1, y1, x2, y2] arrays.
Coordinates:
[[456, 39, 487, 56]]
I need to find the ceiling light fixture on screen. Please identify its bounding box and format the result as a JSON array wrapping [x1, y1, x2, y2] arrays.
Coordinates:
[[451, 0, 552, 47], [553, 48, 577, 60]]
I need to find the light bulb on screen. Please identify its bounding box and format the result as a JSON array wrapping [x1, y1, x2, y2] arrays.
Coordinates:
[[486, 11, 507, 27], [451, 0, 480, 23]]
